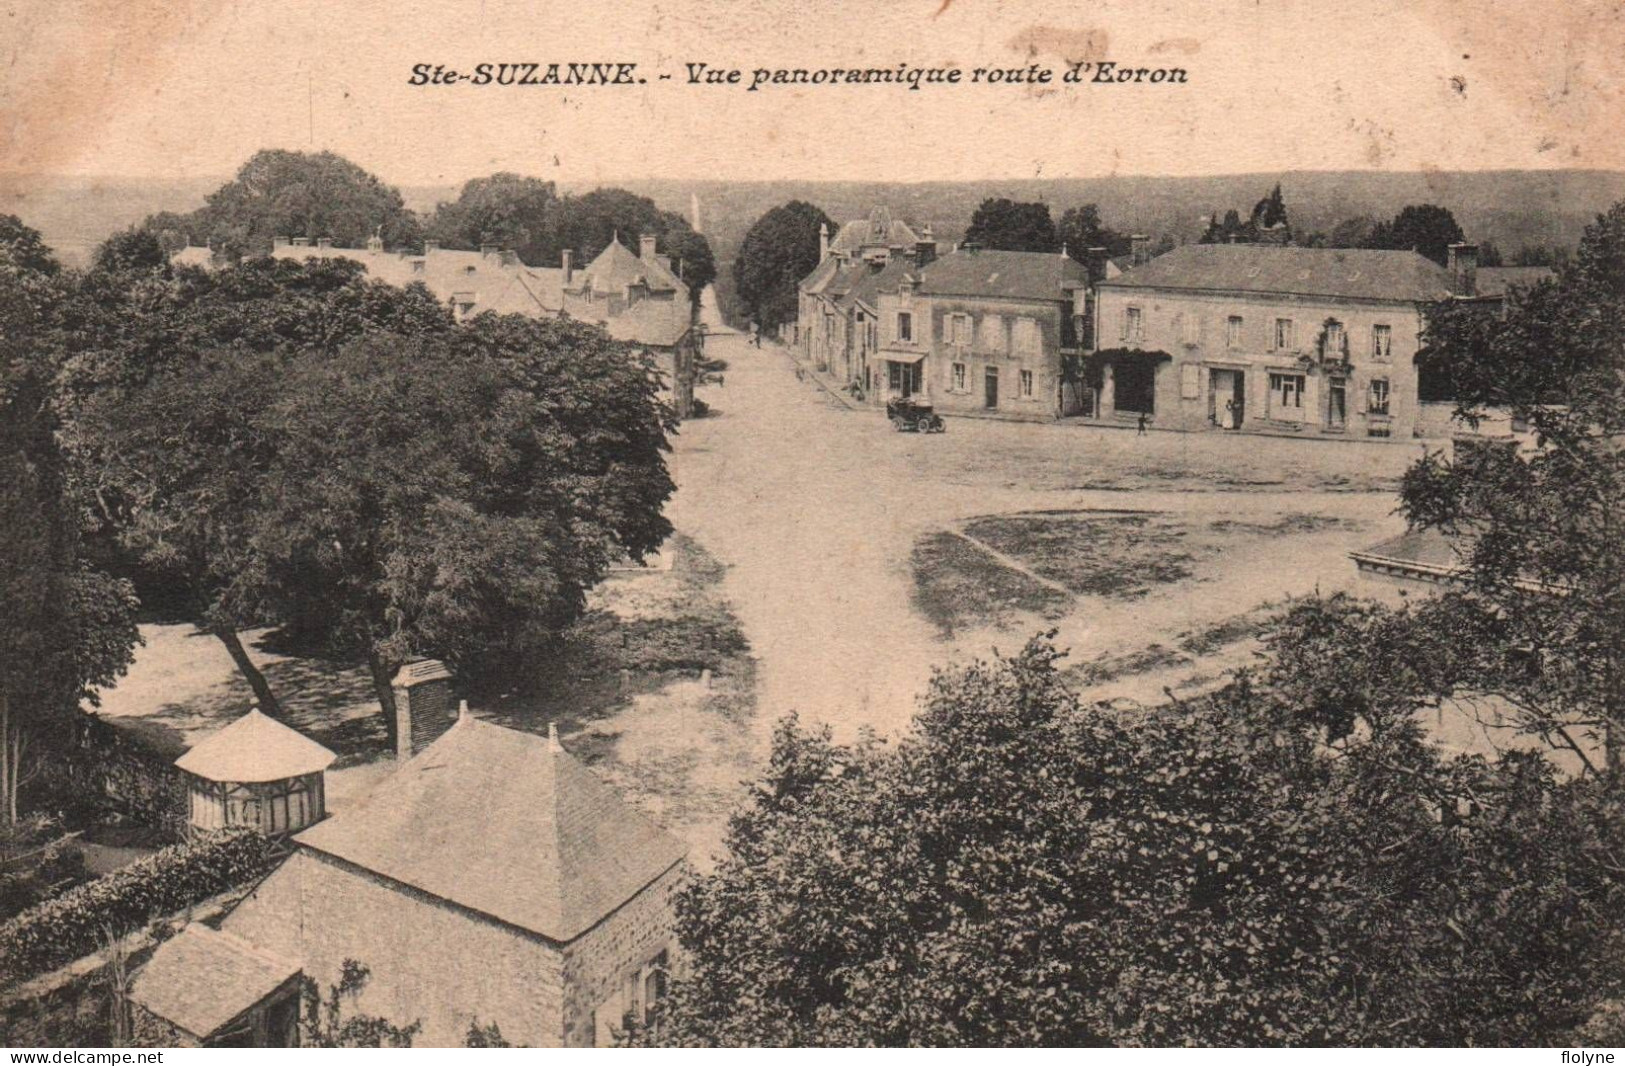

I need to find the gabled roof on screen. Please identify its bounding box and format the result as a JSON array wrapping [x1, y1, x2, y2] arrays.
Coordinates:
[[1477, 266, 1555, 298], [294, 718, 688, 943], [916, 248, 1087, 302], [573, 237, 684, 297], [1099, 244, 1458, 303], [130, 926, 300, 1040], [839, 258, 915, 313], [602, 296, 693, 348], [174, 709, 336, 784], [800, 255, 842, 295], [828, 207, 921, 256]]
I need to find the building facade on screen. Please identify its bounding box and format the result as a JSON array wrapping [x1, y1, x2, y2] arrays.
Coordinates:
[[872, 247, 1087, 420], [1088, 243, 1502, 440]]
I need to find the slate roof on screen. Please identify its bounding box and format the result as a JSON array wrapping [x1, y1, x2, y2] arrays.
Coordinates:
[[799, 256, 843, 295], [1099, 244, 1460, 303], [174, 709, 336, 784], [839, 258, 915, 312], [572, 236, 685, 296], [1351, 528, 1469, 577], [268, 245, 566, 315], [916, 248, 1087, 302], [601, 296, 693, 348], [294, 717, 688, 943], [130, 926, 300, 1040], [828, 207, 921, 256], [1477, 265, 1555, 297]]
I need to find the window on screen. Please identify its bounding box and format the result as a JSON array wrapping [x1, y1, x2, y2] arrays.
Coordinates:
[[1019, 369, 1034, 397], [1182, 312, 1201, 345], [1270, 372, 1305, 410], [896, 311, 913, 343], [1227, 315, 1243, 348], [1180, 363, 1201, 399], [1371, 324, 1392, 362], [952, 362, 966, 391], [1012, 317, 1041, 355], [951, 314, 973, 346], [1273, 318, 1295, 351], [1368, 378, 1391, 416], [1323, 322, 1345, 357], [1122, 306, 1144, 342]]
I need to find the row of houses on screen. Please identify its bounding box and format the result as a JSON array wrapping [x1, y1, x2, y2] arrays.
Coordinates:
[[798, 207, 1550, 440], [174, 233, 702, 418]]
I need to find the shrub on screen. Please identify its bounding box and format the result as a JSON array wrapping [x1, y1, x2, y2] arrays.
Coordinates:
[[0, 828, 271, 987]]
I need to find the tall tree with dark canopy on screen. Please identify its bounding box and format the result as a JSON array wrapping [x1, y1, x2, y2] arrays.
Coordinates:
[[0, 221, 139, 827], [1056, 204, 1130, 263], [1401, 200, 1625, 773], [178, 149, 423, 261], [962, 198, 1058, 253], [60, 257, 454, 724], [1365, 204, 1466, 266], [732, 200, 837, 333], [424, 173, 559, 266], [636, 637, 1625, 1046]]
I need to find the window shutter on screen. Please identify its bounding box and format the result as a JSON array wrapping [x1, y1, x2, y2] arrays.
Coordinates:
[[1119, 309, 1129, 341]]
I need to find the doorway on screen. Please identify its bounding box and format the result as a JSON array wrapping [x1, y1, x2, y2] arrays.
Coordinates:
[[1328, 378, 1347, 430], [984, 365, 999, 408], [888, 359, 921, 399], [1209, 368, 1245, 429]]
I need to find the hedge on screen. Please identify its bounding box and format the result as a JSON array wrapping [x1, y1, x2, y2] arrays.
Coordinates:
[[0, 828, 272, 988]]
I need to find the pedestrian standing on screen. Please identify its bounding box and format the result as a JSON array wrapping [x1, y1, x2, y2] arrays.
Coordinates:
[[1137, 411, 1148, 435]]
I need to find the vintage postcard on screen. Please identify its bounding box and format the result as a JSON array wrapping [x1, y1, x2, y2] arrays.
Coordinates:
[[2, 0, 1623, 1050]]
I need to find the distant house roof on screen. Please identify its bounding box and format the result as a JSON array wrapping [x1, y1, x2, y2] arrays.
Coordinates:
[[294, 718, 688, 943], [1100, 244, 1460, 303], [170, 245, 218, 270], [800, 256, 843, 295], [130, 926, 300, 1040], [601, 296, 693, 349], [267, 244, 566, 316], [174, 709, 336, 784], [828, 207, 921, 257], [1351, 528, 1469, 582], [839, 258, 915, 313], [1476, 265, 1555, 298], [916, 248, 1087, 302], [571, 236, 685, 297]]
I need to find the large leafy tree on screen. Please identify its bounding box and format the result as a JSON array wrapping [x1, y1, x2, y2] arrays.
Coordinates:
[[160, 150, 422, 261], [0, 221, 139, 828], [236, 314, 675, 730], [1056, 203, 1130, 264], [1401, 200, 1625, 774], [962, 198, 1058, 254], [640, 636, 1625, 1047], [732, 200, 836, 333], [1365, 204, 1466, 266], [59, 256, 454, 720], [424, 173, 559, 266]]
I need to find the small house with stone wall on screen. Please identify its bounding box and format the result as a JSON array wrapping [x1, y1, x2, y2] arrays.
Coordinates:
[[129, 926, 302, 1047], [176, 709, 336, 838], [132, 705, 689, 1047]]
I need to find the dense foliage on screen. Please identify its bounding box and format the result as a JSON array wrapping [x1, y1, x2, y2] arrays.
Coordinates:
[[148, 149, 423, 260], [0, 827, 270, 987], [732, 200, 837, 332], [1365, 204, 1467, 266], [963, 198, 1059, 254], [641, 636, 1625, 1046], [1403, 200, 1625, 774], [0, 217, 139, 828], [1057, 204, 1130, 263]]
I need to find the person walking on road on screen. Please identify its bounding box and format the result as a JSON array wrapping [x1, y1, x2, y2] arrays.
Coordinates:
[[1137, 411, 1149, 435]]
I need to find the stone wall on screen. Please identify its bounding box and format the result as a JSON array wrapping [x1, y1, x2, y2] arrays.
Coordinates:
[[561, 861, 687, 1047], [221, 850, 567, 1048]]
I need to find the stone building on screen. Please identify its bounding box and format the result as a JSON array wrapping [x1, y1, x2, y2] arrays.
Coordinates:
[[1087, 242, 1514, 439], [871, 246, 1087, 419], [131, 710, 689, 1047], [797, 206, 929, 384]]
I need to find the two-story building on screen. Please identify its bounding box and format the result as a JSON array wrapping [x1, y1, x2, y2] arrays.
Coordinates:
[[798, 206, 927, 385], [1088, 243, 1496, 440], [872, 247, 1087, 420]]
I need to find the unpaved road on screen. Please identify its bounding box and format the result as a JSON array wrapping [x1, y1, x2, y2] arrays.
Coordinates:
[[668, 333, 1413, 743]]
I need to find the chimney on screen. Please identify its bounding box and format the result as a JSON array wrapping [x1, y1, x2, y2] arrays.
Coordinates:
[[290, 237, 310, 248], [390, 659, 457, 760], [499, 249, 518, 268], [273, 236, 290, 250], [1448, 242, 1479, 297], [1086, 246, 1110, 284], [562, 249, 574, 286], [819, 222, 830, 262], [480, 242, 500, 258], [1131, 234, 1151, 266], [424, 240, 440, 254], [317, 237, 333, 250], [915, 224, 938, 268], [639, 234, 658, 262], [366, 234, 384, 254]]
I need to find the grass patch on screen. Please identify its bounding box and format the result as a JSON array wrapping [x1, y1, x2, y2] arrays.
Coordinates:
[[1068, 644, 1190, 688], [910, 531, 1071, 639], [961, 513, 1196, 600]]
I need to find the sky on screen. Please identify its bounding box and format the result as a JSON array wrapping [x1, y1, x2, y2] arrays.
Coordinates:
[[1, 0, 1621, 187]]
